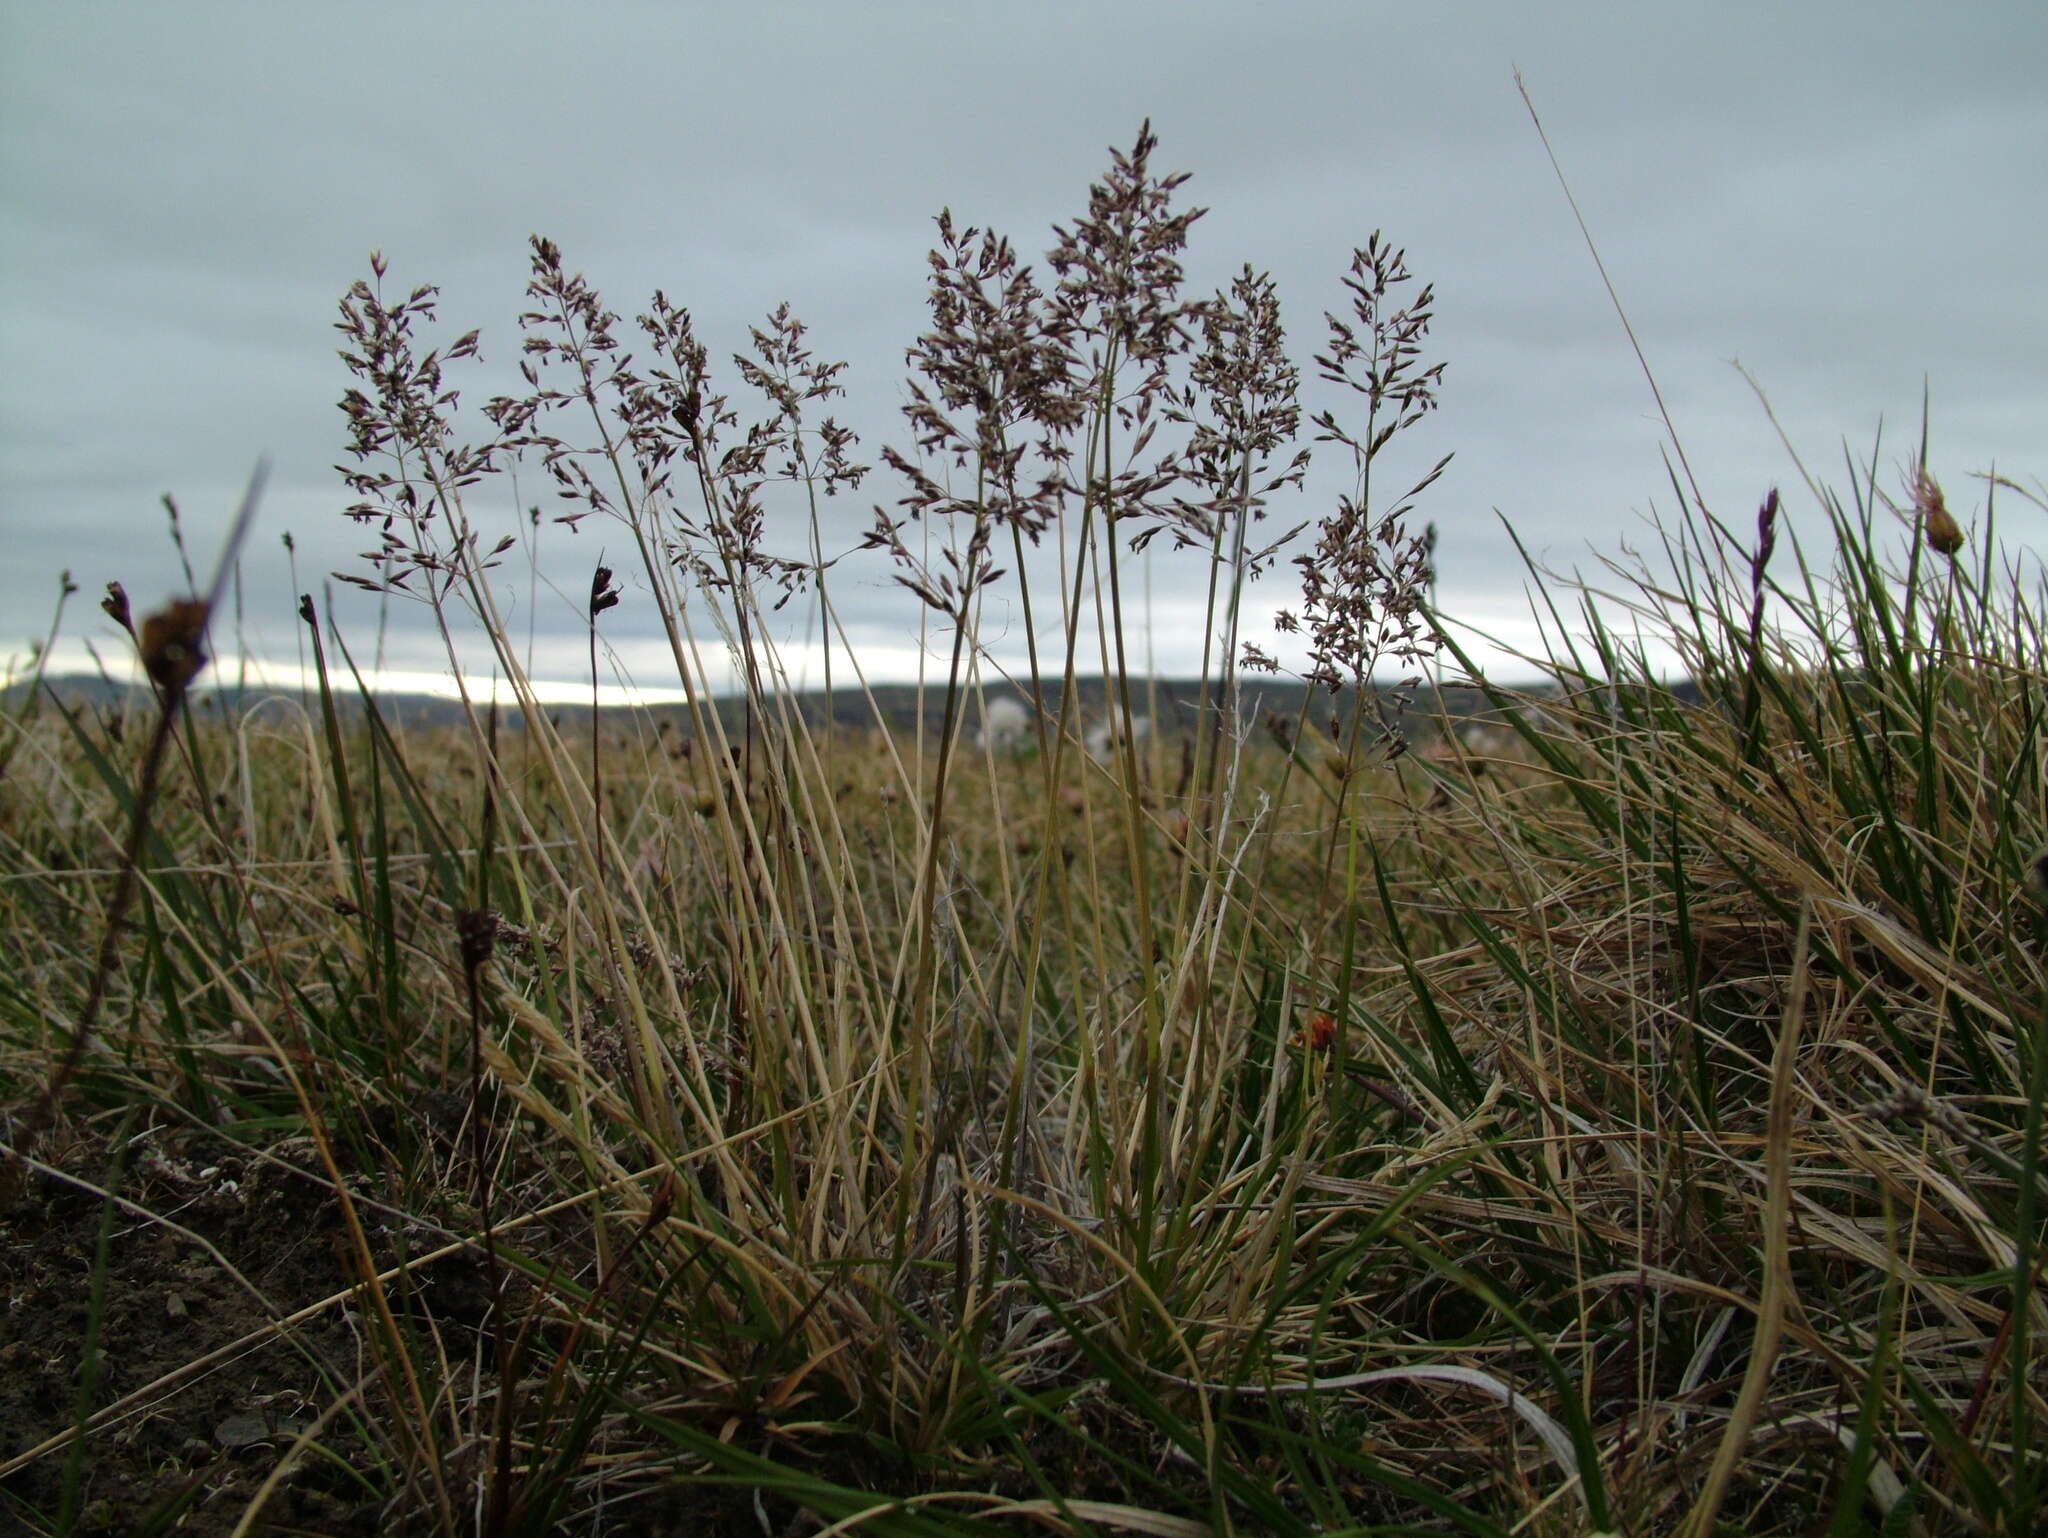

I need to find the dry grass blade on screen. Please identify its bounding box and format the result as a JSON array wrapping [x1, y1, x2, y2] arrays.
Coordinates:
[[1680, 909, 1807, 1536]]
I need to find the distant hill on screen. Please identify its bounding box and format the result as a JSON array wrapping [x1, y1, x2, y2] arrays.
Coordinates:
[[9, 670, 1690, 740]]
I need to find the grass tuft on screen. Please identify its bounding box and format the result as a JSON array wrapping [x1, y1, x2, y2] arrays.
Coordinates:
[[2, 123, 2041, 1536]]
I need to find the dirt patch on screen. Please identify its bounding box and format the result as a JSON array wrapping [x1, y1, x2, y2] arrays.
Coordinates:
[[0, 1117, 812, 1536], [0, 1120, 479, 1535]]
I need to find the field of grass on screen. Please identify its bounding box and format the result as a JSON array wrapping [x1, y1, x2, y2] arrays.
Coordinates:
[[3, 126, 2043, 1536]]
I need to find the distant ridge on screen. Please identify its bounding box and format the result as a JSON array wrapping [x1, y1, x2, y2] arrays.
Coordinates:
[[10, 670, 1694, 737]]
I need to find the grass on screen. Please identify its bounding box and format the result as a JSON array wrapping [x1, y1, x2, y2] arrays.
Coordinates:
[[2, 122, 2043, 1536]]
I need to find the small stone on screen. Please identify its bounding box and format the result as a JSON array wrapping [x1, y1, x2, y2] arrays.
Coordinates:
[[215, 1413, 272, 1448], [216, 1410, 307, 1448]]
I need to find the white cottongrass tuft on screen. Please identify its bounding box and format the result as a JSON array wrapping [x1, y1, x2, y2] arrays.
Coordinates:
[[977, 695, 1033, 753], [1084, 713, 1150, 764]]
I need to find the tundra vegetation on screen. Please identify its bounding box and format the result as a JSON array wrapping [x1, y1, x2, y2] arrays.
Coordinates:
[[1, 124, 2043, 1537]]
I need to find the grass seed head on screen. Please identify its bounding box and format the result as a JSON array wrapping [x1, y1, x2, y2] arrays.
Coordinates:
[[457, 907, 499, 977], [138, 598, 210, 693], [101, 581, 135, 637], [1914, 468, 1964, 556]]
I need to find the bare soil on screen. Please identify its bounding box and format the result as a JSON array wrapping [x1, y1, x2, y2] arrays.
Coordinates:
[[2, 1121, 405, 1534]]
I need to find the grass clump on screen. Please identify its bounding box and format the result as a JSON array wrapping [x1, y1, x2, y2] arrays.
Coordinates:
[[2, 122, 2043, 1537]]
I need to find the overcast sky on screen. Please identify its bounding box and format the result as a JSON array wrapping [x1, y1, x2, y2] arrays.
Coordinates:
[[3, 1, 2041, 699]]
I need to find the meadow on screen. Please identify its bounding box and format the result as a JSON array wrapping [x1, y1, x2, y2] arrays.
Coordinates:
[[2, 125, 2043, 1536]]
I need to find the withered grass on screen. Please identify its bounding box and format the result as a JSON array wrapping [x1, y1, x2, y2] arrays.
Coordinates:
[[2, 124, 2043, 1537]]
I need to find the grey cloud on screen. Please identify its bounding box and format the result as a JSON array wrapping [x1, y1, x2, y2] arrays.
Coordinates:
[[4, 0, 2041, 692]]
